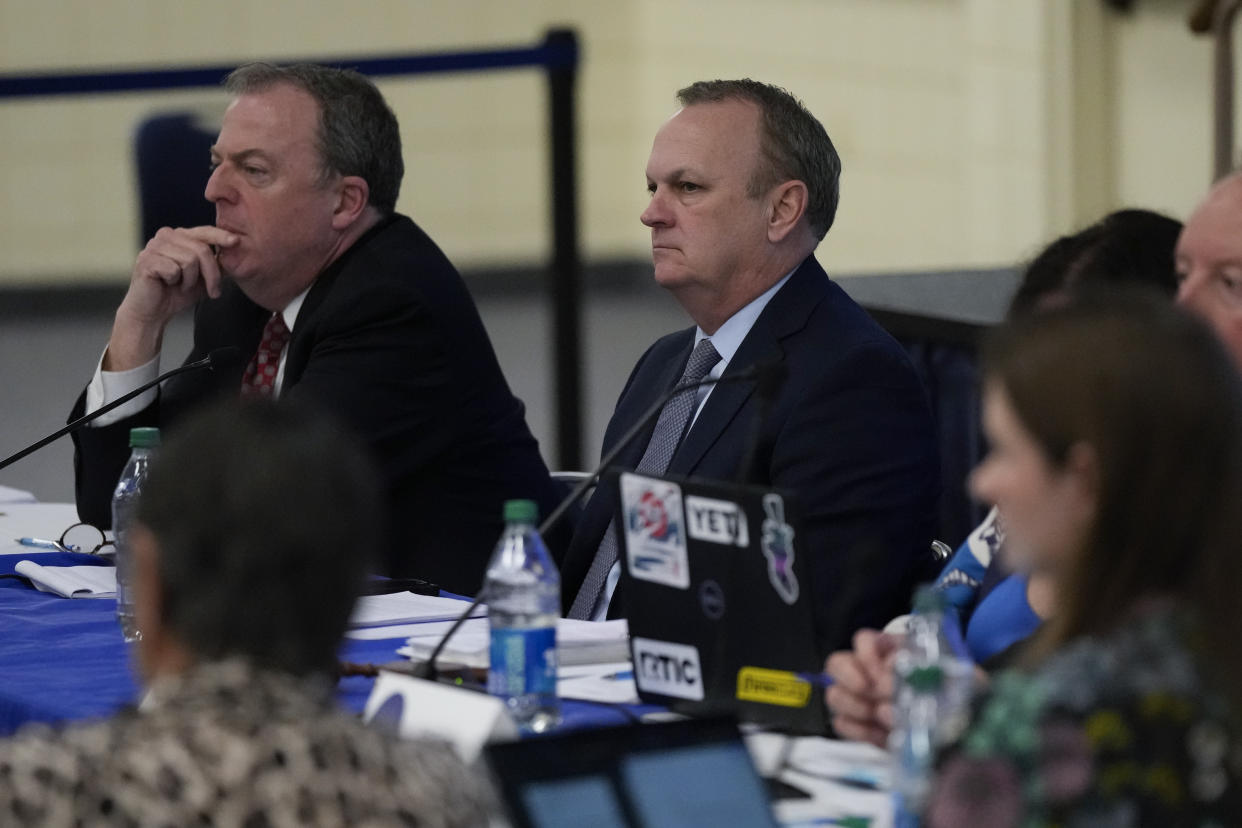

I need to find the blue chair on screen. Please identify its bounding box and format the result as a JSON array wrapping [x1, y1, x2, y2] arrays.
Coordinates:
[[133, 111, 218, 246]]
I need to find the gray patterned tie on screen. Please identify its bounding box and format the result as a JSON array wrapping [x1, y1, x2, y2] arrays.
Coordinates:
[[568, 338, 721, 619]]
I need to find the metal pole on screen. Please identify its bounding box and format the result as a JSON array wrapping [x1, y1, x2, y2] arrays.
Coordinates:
[[545, 28, 583, 469]]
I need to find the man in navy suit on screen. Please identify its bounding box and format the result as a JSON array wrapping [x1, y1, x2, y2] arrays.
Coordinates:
[[561, 79, 940, 656], [69, 63, 563, 596]]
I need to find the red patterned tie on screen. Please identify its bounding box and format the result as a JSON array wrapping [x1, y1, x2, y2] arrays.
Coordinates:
[[240, 313, 290, 397]]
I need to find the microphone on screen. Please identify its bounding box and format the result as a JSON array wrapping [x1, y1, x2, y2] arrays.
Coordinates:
[[0, 347, 241, 473], [413, 357, 785, 682], [736, 359, 788, 484], [540, 358, 783, 539]]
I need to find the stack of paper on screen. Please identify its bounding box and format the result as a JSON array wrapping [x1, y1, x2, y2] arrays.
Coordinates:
[[14, 561, 116, 598], [348, 592, 487, 628], [397, 617, 631, 670]]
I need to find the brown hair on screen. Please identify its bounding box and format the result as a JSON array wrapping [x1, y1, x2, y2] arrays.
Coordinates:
[[1007, 208, 1182, 318], [982, 289, 1242, 705]]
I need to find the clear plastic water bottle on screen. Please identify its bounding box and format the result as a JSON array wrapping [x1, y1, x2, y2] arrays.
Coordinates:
[[112, 426, 159, 642], [484, 499, 560, 733], [889, 585, 975, 825]]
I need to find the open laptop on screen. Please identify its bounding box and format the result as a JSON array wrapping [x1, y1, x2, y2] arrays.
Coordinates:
[[615, 471, 827, 734], [485, 716, 779, 828]]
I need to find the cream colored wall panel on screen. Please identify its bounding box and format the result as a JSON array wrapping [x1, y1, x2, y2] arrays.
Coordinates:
[[1066, 1, 1114, 225], [959, 0, 1054, 265], [963, 0, 1042, 61], [409, 150, 548, 266], [1112, 4, 1212, 219], [1, 0, 643, 284], [964, 159, 1045, 264], [629, 0, 975, 273], [581, 132, 650, 259], [632, 0, 964, 126], [7, 0, 1206, 287], [821, 81, 962, 168], [828, 167, 966, 271]]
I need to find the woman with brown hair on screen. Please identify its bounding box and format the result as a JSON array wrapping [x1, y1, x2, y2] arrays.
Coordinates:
[[926, 290, 1242, 824]]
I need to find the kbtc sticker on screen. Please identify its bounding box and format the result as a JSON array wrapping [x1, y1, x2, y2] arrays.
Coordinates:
[[620, 473, 689, 590], [736, 666, 813, 708]]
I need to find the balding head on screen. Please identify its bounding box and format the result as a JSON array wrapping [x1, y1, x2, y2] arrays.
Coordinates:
[[1176, 172, 1242, 367]]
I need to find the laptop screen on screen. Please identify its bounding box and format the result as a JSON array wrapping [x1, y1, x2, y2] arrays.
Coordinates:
[[486, 717, 778, 828]]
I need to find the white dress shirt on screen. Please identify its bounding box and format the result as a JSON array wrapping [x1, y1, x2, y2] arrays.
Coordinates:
[[85, 287, 312, 425]]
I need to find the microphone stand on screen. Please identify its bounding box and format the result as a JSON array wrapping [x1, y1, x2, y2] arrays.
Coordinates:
[[414, 361, 774, 682], [0, 348, 239, 473]]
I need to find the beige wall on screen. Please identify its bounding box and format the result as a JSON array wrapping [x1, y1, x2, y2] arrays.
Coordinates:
[[0, 0, 1224, 286]]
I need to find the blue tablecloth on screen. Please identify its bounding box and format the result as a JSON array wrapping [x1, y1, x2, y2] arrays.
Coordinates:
[[0, 553, 645, 735]]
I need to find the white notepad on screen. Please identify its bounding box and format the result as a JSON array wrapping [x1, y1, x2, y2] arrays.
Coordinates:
[[14, 561, 117, 598]]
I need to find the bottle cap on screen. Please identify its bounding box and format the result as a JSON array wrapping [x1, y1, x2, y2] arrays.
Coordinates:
[[129, 427, 160, 449], [503, 499, 538, 523]]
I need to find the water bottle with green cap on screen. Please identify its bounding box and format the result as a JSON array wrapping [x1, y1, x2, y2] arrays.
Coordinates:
[[889, 585, 975, 824], [112, 426, 159, 643], [484, 498, 561, 732]]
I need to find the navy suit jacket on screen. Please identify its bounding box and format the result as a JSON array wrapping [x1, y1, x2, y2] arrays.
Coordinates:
[[71, 214, 565, 596], [560, 256, 941, 656]]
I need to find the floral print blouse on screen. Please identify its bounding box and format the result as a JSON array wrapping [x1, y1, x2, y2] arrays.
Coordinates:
[[0, 658, 493, 826], [926, 605, 1242, 827]]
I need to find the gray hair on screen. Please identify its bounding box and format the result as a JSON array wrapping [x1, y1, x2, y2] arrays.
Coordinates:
[[136, 399, 382, 676], [677, 79, 841, 241], [225, 62, 404, 215]]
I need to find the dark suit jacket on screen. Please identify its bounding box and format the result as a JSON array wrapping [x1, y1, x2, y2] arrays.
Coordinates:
[[560, 256, 941, 657], [71, 214, 565, 596]]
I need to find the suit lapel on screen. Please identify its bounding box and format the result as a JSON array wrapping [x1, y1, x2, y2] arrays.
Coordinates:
[[668, 256, 829, 475], [281, 274, 333, 387], [281, 215, 400, 386]]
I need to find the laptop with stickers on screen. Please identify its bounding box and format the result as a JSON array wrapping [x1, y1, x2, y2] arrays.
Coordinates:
[[615, 471, 828, 734]]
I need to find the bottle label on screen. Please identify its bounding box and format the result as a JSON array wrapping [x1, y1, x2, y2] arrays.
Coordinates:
[[488, 627, 557, 698]]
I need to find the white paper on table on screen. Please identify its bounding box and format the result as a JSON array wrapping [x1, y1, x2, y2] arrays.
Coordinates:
[[396, 617, 631, 670], [558, 660, 640, 704], [746, 731, 894, 827], [13, 561, 117, 598], [348, 592, 487, 628], [349, 616, 488, 641]]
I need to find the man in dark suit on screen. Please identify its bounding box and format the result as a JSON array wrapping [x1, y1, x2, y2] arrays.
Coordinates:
[[561, 80, 940, 656], [70, 63, 562, 596]]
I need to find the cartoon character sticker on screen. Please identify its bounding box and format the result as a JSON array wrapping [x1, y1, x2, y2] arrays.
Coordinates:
[[620, 472, 690, 589], [760, 493, 799, 604]]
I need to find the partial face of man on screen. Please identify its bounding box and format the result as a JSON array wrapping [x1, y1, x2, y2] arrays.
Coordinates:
[[205, 83, 343, 305], [1176, 175, 1242, 368], [640, 100, 775, 326]]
